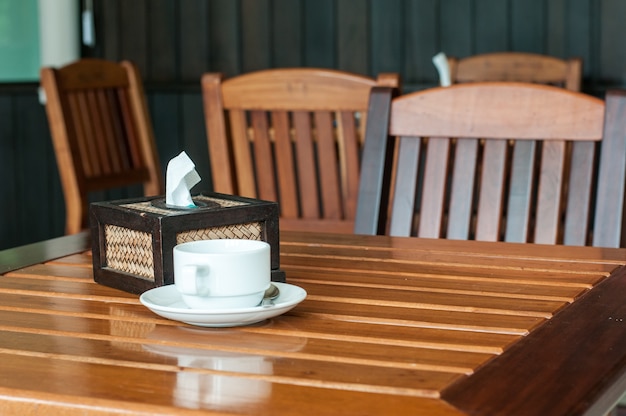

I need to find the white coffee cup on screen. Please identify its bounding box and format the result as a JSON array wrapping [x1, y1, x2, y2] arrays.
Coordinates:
[[173, 239, 271, 309]]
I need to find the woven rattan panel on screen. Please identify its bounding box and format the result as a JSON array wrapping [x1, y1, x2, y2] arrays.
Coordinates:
[[104, 225, 154, 280], [176, 222, 263, 244]]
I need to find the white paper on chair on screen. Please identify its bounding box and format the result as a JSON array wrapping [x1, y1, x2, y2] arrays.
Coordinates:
[[432, 52, 451, 87]]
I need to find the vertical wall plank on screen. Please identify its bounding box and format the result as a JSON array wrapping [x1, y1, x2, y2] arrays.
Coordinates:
[[181, 93, 212, 190], [96, 0, 121, 60], [337, 0, 368, 74], [16, 94, 58, 243], [599, 0, 626, 83], [179, 0, 210, 81], [241, 0, 271, 72], [149, 93, 183, 169], [209, 0, 241, 76], [371, 0, 404, 74], [405, 0, 438, 87], [304, 0, 335, 68], [272, 0, 303, 67], [119, 0, 149, 74], [511, 0, 545, 52], [0, 96, 17, 249], [547, 0, 566, 57], [149, 0, 178, 81], [475, 0, 509, 52], [440, 0, 472, 57], [568, 0, 592, 78]]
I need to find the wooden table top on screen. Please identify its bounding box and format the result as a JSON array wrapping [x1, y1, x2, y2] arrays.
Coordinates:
[[1, 230, 626, 415]]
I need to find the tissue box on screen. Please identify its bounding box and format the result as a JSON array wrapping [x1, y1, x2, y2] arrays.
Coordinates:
[[90, 192, 284, 294]]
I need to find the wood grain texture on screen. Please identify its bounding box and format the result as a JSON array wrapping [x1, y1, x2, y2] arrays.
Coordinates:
[[40, 59, 163, 235], [358, 83, 625, 248], [202, 69, 400, 233], [1, 231, 626, 414]]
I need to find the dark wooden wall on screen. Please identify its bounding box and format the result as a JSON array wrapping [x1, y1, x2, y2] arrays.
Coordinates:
[[2, 0, 626, 250]]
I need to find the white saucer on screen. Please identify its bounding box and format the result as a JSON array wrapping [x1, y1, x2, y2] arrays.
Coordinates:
[[139, 282, 307, 327]]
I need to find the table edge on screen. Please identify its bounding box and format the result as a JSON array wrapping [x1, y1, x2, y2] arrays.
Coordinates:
[[442, 265, 626, 416], [0, 232, 90, 274]]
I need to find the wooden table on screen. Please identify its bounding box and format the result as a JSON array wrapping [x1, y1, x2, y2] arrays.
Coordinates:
[[1, 231, 626, 415]]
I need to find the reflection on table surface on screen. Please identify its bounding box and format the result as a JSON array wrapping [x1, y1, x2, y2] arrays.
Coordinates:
[[1, 230, 626, 415]]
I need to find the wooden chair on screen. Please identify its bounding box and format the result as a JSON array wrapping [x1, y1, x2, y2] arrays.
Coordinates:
[[447, 52, 582, 91], [354, 83, 626, 248], [41, 58, 163, 235], [201, 68, 400, 233]]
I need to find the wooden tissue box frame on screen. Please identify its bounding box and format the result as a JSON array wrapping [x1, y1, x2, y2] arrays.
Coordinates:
[[90, 192, 285, 294]]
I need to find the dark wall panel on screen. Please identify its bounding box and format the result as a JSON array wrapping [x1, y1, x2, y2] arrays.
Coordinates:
[[0, 96, 17, 247], [2, 0, 626, 250], [210, 0, 241, 76], [405, 0, 438, 86], [272, 0, 303, 67], [600, 0, 626, 82], [179, 0, 210, 80], [242, 0, 271, 72], [475, 0, 508, 52], [371, 0, 404, 75], [181, 92, 212, 190], [337, 0, 368, 74], [304, 0, 336, 68], [440, 0, 472, 57], [120, 0, 149, 73], [149, 0, 178, 81]]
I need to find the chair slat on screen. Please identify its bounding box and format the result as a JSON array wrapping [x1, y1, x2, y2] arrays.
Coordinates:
[[229, 109, 257, 197], [104, 89, 131, 171], [447, 138, 479, 240], [593, 90, 626, 247], [41, 59, 163, 234], [390, 137, 420, 237], [355, 87, 396, 236], [250, 110, 277, 201], [69, 92, 100, 177], [315, 111, 342, 219], [271, 111, 299, 218], [504, 140, 536, 243], [357, 82, 622, 248], [86, 90, 112, 174], [475, 140, 507, 242], [115, 89, 142, 169], [203, 69, 401, 233], [202, 73, 236, 194], [337, 111, 360, 220], [293, 111, 320, 219], [418, 138, 450, 239], [534, 141, 566, 245], [95, 89, 122, 173], [563, 141, 595, 246]]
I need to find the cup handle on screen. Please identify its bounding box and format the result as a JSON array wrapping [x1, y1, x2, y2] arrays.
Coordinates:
[[177, 264, 211, 296]]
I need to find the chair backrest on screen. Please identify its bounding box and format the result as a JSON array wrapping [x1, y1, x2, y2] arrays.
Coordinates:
[[41, 58, 163, 235], [355, 83, 626, 248], [202, 68, 400, 233], [447, 52, 582, 91]]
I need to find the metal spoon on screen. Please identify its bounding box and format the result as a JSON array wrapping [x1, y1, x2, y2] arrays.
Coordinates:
[[260, 284, 280, 307]]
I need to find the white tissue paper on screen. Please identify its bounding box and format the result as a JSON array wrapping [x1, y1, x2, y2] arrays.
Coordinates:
[[165, 151, 201, 207], [432, 52, 452, 87]]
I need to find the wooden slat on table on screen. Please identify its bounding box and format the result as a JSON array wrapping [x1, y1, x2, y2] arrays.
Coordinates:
[[1, 231, 626, 415], [443, 266, 626, 416]]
